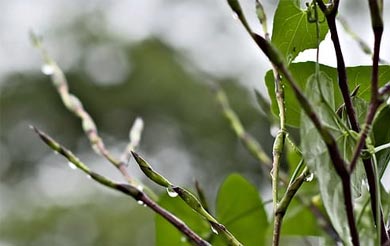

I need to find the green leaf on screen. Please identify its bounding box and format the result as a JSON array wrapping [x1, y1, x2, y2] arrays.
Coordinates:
[[271, 0, 328, 63], [212, 174, 269, 246], [281, 198, 321, 236], [155, 193, 210, 246], [265, 62, 390, 127], [299, 72, 368, 244]]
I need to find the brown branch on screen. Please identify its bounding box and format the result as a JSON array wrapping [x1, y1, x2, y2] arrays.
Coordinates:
[[349, 0, 389, 242], [316, 0, 359, 132]]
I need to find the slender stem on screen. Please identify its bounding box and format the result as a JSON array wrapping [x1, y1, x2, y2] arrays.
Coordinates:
[[31, 35, 158, 198], [141, 194, 211, 246], [215, 87, 273, 168], [317, 0, 360, 132], [273, 168, 310, 246], [256, 4, 288, 238], [132, 151, 243, 246], [195, 180, 210, 213], [270, 73, 286, 246], [32, 127, 210, 246], [337, 16, 388, 64], [341, 176, 360, 246]]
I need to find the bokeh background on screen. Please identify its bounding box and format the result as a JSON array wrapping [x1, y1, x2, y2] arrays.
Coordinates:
[[1, 0, 389, 245]]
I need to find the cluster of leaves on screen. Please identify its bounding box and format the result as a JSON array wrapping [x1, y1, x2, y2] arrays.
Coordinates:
[[31, 0, 389, 246]]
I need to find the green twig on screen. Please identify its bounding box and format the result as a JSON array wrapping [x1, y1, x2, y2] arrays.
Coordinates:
[[30, 32, 155, 197], [31, 126, 210, 246], [215, 86, 338, 240], [215, 87, 272, 168], [131, 151, 243, 246], [273, 167, 310, 246], [195, 180, 210, 213], [337, 16, 387, 64]]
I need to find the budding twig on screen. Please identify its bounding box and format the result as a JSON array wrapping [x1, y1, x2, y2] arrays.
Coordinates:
[[31, 126, 211, 246], [131, 151, 243, 246]]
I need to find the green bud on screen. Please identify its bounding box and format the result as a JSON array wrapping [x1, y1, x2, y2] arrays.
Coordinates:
[[131, 151, 172, 187]]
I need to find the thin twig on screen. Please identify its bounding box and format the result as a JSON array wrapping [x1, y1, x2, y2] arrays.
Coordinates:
[[215, 87, 339, 241], [351, 0, 389, 242], [273, 168, 310, 246], [337, 16, 388, 64], [215, 87, 273, 168], [31, 33, 153, 195], [257, 2, 289, 243], [31, 126, 210, 246], [316, 0, 359, 132], [131, 151, 243, 246]]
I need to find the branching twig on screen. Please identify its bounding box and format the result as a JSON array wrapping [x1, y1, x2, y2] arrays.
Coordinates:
[[273, 168, 310, 246], [317, 1, 388, 243], [350, 0, 389, 242], [227, 0, 359, 244], [31, 126, 211, 246], [215, 86, 339, 241], [30, 33, 151, 194]]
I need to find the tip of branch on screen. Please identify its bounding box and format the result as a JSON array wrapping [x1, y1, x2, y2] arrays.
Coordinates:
[[131, 151, 143, 164], [30, 125, 45, 138]]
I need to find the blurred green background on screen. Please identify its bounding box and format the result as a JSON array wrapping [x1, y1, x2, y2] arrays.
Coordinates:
[[1, 0, 389, 245]]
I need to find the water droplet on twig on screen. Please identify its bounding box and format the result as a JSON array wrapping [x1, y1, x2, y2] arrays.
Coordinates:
[[211, 225, 219, 235], [166, 187, 178, 198], [232, 12, 239, 20], [137, 200, 144, 206], [67, 162, 77, 170], [304, 172, 314, 182], [41, 64, 54, 75]]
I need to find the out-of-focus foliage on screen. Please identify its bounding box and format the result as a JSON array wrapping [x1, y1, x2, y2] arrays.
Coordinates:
[[0, 30, 271, 246]]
